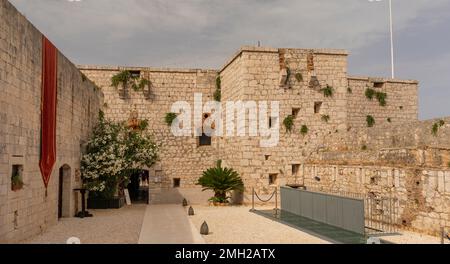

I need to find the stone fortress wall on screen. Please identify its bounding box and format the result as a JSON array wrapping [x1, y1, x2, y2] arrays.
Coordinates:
[[217, 47, 350, 195], [1, 0, 449, 241], [81, 46, 421, 193], [346, 77, 418, 130], [0, 0, 103, 243], [80, 45, 450, 235], [77, 66, 220, 195]]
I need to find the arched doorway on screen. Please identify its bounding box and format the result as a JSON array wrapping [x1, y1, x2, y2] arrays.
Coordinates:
[[58, 165, 72, 219]]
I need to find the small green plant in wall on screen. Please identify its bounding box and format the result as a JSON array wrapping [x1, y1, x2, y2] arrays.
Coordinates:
[[213, 90, 221, 102], [137, 79, 151, 91], [375, 92, 387, 106], [432, 120, 445, 136], [321, 85, 334, 97], [321, 115, 330, 123], [283, 115, 295, 132], [347, 87, 352, 94], [139, 120, 149, 131], [300, 125, 309, 136], [214, 76, 222, 102], [111, 70, 151, 91], [165, 112, 178, 126], [365, 88, 387, 106], [111, 70, 132, 88], [366, 115, 375, 127], [365, 87, 376, 100], [361, 145, 368, 151], [295, 72, 303, 82], [285, 67, 291, 86]]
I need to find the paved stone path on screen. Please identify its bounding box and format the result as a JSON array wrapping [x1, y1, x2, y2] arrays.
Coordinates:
[[138, 204, 205, 244]]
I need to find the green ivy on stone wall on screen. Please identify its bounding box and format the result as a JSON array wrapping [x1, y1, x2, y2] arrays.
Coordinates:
[[111, 70, 151, 92]]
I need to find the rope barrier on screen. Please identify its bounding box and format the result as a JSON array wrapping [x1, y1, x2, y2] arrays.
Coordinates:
[[254, 190, 276, 203]]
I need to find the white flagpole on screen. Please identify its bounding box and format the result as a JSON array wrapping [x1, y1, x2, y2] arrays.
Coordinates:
[[369, 0, 395, 79], [389, 0, 395, 79]]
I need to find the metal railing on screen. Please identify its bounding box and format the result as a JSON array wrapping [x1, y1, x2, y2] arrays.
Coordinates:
[[365, 195, 399, 235], [283, 185, 399, 235], [251, 184, 400, 235]]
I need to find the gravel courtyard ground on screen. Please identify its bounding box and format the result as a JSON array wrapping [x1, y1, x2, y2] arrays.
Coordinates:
[[187, 205, 449, 244], [381, 231, 449, 244], [188, 205, 329, 244], [21, 204, 448, 244], [23, 204, 146, 244]]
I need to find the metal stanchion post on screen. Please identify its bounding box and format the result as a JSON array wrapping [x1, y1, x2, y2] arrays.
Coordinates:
[[252, 187, 255, 211], [274, 187, 278, 216]]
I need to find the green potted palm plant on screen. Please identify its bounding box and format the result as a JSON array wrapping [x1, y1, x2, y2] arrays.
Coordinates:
[[197, 160, 244, 206]]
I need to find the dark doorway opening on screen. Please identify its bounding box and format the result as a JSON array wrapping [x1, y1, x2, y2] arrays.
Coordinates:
[[127, 170, 149, 204], [58, 165, 71, 219]]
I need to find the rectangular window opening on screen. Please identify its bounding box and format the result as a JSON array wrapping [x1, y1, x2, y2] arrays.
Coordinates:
[[314, 102, 322, 114], [292, 108, 300, 118], [373, 82, 384, 89], [292, 164, 300, 176], [269, 174, 278, 186], [11, 165, 24, 191], [129, 70, 141, 78], [173, 178, 181, 188], [199, 133, 212, 146]]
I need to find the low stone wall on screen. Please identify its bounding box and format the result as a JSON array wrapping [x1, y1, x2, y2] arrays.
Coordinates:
[[297, 163, 450, 236], [342, 117, 450, 151], [309, 147, 450, 169]]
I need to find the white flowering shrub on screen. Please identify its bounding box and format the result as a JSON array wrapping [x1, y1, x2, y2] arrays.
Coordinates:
[[81, 111, 158, 199]]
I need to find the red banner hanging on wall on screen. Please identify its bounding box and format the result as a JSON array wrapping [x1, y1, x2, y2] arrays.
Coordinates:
[[39, 36, 58, 189]]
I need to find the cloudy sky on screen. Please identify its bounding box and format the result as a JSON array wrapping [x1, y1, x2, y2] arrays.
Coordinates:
[[9, 0, 450, 120]]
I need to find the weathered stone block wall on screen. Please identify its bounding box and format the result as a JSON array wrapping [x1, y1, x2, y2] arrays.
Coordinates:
[[300, 163, 450, 236], [217, 47, 247, 182], [347, 77, 418, 129], [79, 66, 219, 189], [309, 147, 450, 169], [304, 117, 450, 235], [0, 0, 103, 243], [80, 47, 426, 207], [334, 117, 450, 152], [218, 47, 350, 195]]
